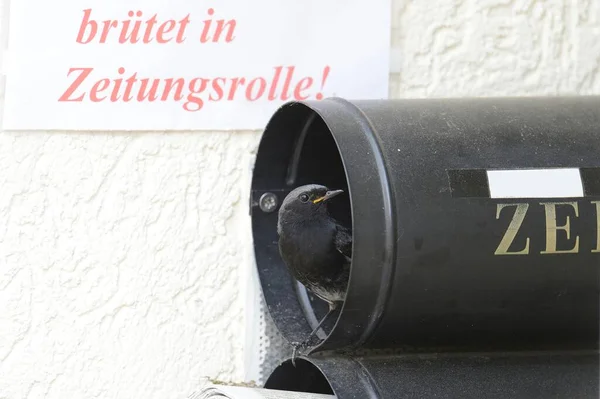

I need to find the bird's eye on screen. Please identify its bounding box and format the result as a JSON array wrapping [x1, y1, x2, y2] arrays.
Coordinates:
[[299, 194, 309, 203]]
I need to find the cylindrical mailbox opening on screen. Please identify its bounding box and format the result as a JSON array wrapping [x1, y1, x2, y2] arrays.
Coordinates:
[[250, 100, 363, 349], [252, 96, 600, 355], [251, 98, 397, 353], [264, 358, 334, 396]]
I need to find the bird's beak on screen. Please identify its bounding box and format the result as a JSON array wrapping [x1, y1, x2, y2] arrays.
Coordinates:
[[313, 189, 344, 204]]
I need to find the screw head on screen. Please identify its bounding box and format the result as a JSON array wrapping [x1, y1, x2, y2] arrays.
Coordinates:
[[259, 192, 278, 213]]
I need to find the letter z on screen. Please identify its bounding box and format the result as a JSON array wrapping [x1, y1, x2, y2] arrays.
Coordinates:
[[58, 67, 93, 101]]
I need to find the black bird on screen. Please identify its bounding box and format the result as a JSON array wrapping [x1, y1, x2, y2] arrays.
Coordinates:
[[277, 184, 352, 359]]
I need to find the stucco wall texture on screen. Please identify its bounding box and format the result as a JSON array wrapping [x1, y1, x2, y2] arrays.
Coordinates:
[[1, 0, 599, 398]]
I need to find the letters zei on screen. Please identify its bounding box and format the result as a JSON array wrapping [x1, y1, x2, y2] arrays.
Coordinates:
[[494, 201, 600, 255]]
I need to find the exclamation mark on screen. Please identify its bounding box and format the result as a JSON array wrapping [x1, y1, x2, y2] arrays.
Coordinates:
[[315, 66, 330, 100]]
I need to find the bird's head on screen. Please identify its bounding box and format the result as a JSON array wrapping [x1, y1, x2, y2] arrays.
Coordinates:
[[277, 184, 344, 228]]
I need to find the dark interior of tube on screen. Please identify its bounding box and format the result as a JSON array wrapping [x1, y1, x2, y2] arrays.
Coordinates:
[[264, 358, 335, 395], [251, 103, 351, 343]]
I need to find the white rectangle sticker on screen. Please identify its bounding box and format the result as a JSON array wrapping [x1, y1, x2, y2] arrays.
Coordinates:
[[487, 168, 584, 199]]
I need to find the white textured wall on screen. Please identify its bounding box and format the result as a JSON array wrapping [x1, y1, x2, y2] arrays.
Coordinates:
[[1, 0, 599, 398], [391, 0, 600, 97]]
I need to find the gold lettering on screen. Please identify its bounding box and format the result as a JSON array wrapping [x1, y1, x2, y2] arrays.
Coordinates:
[[540, 202, 579, 254], [593, 201, 600, 253], [495, 203, 530, 255]]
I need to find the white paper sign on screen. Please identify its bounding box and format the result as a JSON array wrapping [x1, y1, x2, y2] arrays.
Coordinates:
[[2, 0, 391, 131]]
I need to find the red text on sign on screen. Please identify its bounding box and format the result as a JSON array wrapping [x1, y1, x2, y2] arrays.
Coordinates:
[[200, 8, 236, 43], [76, 8, 192, 44], [58, 66, 331, 110]]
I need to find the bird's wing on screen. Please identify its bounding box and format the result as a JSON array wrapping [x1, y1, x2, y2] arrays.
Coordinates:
[[334, 224, 353, 260]]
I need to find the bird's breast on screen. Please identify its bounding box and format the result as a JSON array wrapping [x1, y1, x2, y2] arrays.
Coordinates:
[[278, 222, 343, 278]]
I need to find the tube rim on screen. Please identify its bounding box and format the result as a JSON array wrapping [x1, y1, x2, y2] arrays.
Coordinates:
[[297, 98, 396, 352]]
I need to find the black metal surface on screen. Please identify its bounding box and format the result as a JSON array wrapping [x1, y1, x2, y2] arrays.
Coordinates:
[[250, 96, 600, 354], [265, 351, 600, 399]]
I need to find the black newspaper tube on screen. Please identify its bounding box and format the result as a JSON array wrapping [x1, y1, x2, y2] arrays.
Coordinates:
[[250, 96, 600, 354]]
